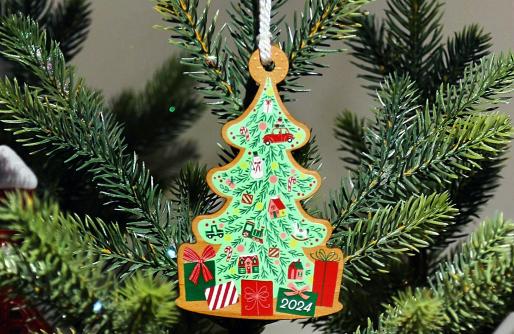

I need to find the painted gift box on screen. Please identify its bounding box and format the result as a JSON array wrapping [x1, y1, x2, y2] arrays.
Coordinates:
[[205, 281, 239, 311], [241, 280, 273, 316], [311, 249, 340, 307], [183, 246, 217, 301], [276, 283, 318, 316]]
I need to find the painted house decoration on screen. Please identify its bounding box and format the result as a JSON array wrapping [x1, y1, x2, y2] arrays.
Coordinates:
[[268, 196, 286, 219], [238, 255, 259, 274], [288, 260, 304, 280]]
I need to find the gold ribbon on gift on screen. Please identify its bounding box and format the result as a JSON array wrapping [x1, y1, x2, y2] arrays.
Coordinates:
[[284, 283, 310, 300], [310, 249, 340, 262]]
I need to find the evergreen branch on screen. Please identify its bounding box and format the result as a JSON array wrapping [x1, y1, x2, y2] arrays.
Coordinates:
[[0, 194, 180, 333], [338, 193, 457, 286], [292, 134, 322, 169], [170, 162, 220, 243], [112, 274, 179, 333], [330, 56, 514, 231], [0, 15, 174, 246], [384, 0, 443, 85], [77, 216, 176, 279], [110, 56, 204, 183], [349, 1, 492, 103], [347, 13, 397, 91], [447, 154, 507, 239], [0, 0, 50, 21], [45, 0, 92, 61], [282, 0, 371, 96], [111, 56, 204, 149], [0, 193, 113, 332], [334, 109, 368, 170], [356, 214, 514, 334], [437, 24, 492, 87], [154, 0, 244, 120]]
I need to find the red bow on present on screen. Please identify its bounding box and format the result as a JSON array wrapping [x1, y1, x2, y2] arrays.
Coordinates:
[[183, 246, 216, 285], [285, 283, 310, 300], [243, 286, 271, 311]]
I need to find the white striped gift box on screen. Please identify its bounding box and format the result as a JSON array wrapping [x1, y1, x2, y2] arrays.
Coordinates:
[[204, 281, 239, 311]]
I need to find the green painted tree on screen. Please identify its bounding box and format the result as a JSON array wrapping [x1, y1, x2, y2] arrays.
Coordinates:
[[197, 76, 326, 292]]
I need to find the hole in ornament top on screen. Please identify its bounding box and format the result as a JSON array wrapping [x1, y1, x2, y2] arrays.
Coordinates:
[[249, 46, 289, 84], [263, 61, 275, 72]]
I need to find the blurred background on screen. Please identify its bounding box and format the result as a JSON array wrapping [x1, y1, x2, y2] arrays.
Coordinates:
[[70, 0, 514, 333]]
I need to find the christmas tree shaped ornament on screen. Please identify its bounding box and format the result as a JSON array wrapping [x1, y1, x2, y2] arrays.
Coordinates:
[[176, 46, 344, 319]]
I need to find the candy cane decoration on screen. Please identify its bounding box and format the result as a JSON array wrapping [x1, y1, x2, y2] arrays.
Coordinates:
[[239, 126, 251, 141], [287, 176, 297, 192], [224, 246, 233, 262]]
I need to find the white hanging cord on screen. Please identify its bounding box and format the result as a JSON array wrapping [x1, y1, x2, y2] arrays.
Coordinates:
[[258, 0, 272, 66]]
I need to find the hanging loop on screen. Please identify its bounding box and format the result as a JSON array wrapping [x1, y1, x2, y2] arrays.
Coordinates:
[[258, 0, 272, 66], [249, 46, 289, 84]]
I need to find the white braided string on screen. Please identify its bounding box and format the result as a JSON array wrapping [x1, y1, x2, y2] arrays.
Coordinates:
[[258, 0, 272, 66]]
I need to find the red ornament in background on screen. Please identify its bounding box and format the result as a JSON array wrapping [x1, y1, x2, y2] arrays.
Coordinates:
[[0, 146, 48, 333]]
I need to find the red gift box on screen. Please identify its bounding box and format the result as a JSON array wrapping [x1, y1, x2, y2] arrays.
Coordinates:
[[241, 280, 273, 316], [312, 249, 340, 307]]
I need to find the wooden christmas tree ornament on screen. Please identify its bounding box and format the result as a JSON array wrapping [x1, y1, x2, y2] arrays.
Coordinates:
[[176, 46, 345, 319]]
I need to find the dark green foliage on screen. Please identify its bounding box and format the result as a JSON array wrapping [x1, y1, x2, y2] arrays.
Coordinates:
[[334, 110, 368, 169], [44, 0, 92, 60], [0, 193, 180, 333], [170, 162, 220, 243], [357, 214, 514, 334], [349, 0, 492, 100], [110, 56, 205, 183], [341, 193, 457, 286], [344, 0, 498, 237], [154, 0, 372, 120], [0, 193, 111, 331], [0, 15, 174, 261], [323, 57, 514, 331], [0, 0, 91, 63]]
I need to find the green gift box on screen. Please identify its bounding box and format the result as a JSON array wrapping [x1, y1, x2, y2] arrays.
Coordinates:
[[183, 246, 217, 301], [276, 284, 318, 316], [184, 260, 216, 301]]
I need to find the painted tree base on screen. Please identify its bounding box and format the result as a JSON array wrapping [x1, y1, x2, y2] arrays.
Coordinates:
[[176, 298, 343, 320]]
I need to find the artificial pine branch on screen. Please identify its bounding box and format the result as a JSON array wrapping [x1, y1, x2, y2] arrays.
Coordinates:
[[0, 193, 180, 333], [112, 274, 179, 333], [110, 56, 205, 183], [346, 0, 498, 238], [330, 56, 514, 232], [334, 110, 368, 170], [169, 162, 220, 243], [356, 214, 514, 334], [0, 15, 175, 262], [437, 24, 492, 88], [154, 0, 244, 120], [0, 193, 113, 332], [155, 0, 373, 119], [227, 0, 287, 106], [282, 0, 371, 97], [45, 0, 92, 61], [341, 193, 457, 286]]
